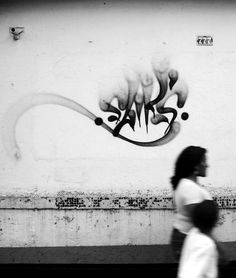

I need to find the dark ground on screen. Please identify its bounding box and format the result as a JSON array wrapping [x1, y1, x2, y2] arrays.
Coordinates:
[[0, 262, 236, 277], [0, 244, 236, 277]]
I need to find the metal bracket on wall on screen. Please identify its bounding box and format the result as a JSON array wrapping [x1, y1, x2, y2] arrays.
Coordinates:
[[9, 27, 24, 41]]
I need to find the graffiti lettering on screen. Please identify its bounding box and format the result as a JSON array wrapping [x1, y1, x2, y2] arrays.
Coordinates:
[[100, 59, 189, 139], [2, 58, 189, 160]]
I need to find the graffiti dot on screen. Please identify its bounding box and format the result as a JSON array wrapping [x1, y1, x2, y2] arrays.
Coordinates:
[[95, 117, 103, 125], [112, 130, 119, 137], [181, 112, 189, 121]]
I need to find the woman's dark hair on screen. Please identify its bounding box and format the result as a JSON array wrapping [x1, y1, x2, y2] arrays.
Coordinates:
[[170, 146, 207, 190], [192, 200, 219, 234]]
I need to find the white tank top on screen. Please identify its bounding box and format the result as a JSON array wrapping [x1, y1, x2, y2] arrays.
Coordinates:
[[173, 178, 212, 234]]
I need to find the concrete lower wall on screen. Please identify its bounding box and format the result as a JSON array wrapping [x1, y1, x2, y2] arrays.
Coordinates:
[[0, 209, 173, 247], [1, 208, 236, 247], [0, 192, 236, 263]]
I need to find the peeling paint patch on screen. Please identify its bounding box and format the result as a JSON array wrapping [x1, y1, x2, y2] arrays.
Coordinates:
[[213, 196, 236, 208], [0, 190, 236, 210], [55, 196, 174, 210], [54, 195, 236, 210]]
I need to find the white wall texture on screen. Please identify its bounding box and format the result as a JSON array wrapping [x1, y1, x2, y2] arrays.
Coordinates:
[[1, 0, 236, 195], [0, 0, 236, 248]]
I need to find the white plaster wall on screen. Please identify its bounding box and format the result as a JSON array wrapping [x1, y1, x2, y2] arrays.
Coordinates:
[[0, 0, 236, 195]]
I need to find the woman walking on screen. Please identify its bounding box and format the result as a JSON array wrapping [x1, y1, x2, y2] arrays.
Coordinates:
[[170, 145, 211, 260]]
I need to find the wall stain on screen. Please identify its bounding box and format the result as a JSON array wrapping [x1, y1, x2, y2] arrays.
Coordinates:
[[217, 214, 226, 226], [63, 216, 74, 223]]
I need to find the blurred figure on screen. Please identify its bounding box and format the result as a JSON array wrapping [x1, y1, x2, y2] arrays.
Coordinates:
[[170, 146, 211, 260], [177, 200, 219, 278]]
